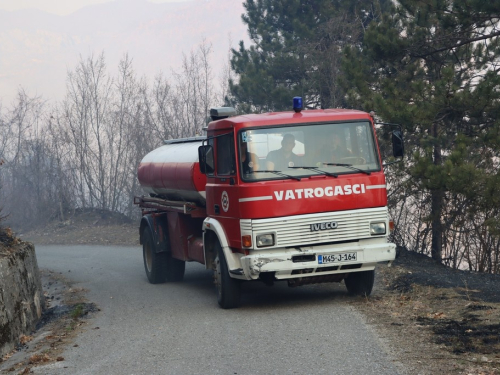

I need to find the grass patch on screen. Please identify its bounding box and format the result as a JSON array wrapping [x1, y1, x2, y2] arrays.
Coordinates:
[[70, 304, 85, 320]]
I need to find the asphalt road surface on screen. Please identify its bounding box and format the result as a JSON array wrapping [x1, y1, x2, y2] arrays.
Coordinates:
[[34, 245, 404, 375]]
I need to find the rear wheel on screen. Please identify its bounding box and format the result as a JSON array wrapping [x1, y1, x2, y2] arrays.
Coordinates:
[[345, 270, 375, 296], [143, 228, 168, 284], [214, 242, 240, 309], [143, 225, 185, 283]]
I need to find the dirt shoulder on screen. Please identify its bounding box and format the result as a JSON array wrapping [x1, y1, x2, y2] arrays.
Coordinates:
[[12, 210, 500, 374], [351, 250, 500, 375], [20, 209, 139, 247], [1, 270, 98, 374]]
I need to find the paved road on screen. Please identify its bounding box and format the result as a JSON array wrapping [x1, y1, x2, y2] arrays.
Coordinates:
[[34, 245, 403, 375]]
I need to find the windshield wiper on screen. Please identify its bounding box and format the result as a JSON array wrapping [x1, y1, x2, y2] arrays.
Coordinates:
[[248, 170, 301, 181], [288, 166, 338, 178], [324, 163, 371, 175]]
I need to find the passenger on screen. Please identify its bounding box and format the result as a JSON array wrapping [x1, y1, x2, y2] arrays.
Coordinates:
[[314, 132, 352, 165], [309, 132, 330, 166], [240, 141, 259, 174], [266, 133, 301, 170]]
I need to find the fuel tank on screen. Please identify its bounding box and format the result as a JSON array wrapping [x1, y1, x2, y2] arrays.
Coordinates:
[[137, 137, 207, 206]]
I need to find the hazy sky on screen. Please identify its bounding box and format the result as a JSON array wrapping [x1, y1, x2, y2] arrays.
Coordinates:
[[0, 0, 245, 104], [0, 0, 193, 15]]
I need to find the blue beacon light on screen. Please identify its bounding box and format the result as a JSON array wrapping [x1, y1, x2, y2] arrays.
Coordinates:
[[293, 97, 303, 113]]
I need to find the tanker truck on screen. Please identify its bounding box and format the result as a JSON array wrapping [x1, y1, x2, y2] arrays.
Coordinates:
[[135, 98, 404, 309]]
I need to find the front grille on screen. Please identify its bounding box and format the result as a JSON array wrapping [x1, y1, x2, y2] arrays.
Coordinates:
[[242, 207, 388, 248]]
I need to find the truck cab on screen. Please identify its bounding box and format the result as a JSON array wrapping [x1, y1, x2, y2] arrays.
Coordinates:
[[197, 105, 402, 308]]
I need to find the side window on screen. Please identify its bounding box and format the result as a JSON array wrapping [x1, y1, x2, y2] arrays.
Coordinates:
[[216, 134, 235, 176], [207, 138, 215, 176]]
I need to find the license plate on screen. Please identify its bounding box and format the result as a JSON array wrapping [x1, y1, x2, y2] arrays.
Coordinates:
[[318, 253, 357, 264]]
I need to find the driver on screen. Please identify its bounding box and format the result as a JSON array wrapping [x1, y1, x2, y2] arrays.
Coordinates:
[[266, 133, 301, 170]]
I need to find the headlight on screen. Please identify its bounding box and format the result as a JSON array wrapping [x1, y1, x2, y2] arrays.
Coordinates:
[[370, 222, 386, 235], [256, 233, 275, 248]]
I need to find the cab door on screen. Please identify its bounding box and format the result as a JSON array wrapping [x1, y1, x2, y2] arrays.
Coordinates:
[[206, 131, 241, 247]]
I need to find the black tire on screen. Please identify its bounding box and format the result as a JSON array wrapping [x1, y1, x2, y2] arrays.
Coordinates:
[[143, 227, 168, 284], [345, 270, 375, 296], [214, 241, 240, 309]]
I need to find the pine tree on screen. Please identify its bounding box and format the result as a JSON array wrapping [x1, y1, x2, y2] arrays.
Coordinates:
[[343, 0, 500, 264], [229, 0, 390, 112]]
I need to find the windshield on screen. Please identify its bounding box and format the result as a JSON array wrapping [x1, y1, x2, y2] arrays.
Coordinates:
[[238, 121, 380, 181]]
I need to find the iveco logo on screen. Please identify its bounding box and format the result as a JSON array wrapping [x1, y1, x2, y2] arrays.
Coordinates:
[[310, 221, 338, 232]]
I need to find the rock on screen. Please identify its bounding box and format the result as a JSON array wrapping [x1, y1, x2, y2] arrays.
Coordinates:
[[0, 243, 45, 357]]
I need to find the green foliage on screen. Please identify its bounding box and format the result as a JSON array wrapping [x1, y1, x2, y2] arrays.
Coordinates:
[[229, 0, 391, 112], [343, 0, 500, 265], [70, 304, 85, 320]]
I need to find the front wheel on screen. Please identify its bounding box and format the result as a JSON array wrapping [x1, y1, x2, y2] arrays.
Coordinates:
[[345, 270, 375, 296], [214, 242, 240, 309]]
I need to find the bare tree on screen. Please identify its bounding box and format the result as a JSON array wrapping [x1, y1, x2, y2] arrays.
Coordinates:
[[142, 73, 174, 143], [60, 52, 114, 210], [0, 89, 70, 230], [0, 40, 225, 230], [219, 34, 236, 106], [109, 54, 148, 215], [172, 40, 217, 137]]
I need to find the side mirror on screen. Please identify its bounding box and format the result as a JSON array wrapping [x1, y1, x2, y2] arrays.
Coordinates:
[[198, 145, 214, 174], [392, 130, 404, 158]]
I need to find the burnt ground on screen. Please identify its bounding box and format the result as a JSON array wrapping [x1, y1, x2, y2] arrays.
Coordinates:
[[386, 250, 500, 303], [4, 210, 500, 374], [351, 249, 500, 374]]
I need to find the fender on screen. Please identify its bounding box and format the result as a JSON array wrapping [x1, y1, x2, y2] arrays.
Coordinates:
[[139, 214, 170, 253], [202, 217, 247, 280]]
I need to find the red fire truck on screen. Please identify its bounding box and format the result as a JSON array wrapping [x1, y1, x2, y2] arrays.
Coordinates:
[[136, 98, 404, 308]]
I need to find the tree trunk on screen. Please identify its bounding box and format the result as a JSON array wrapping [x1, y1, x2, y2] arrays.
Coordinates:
[[431, 188, 443, 262], [431, 124, 443, 263]]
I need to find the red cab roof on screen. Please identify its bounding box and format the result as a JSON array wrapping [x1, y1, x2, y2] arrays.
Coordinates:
[[207, 109, 372, 131]]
